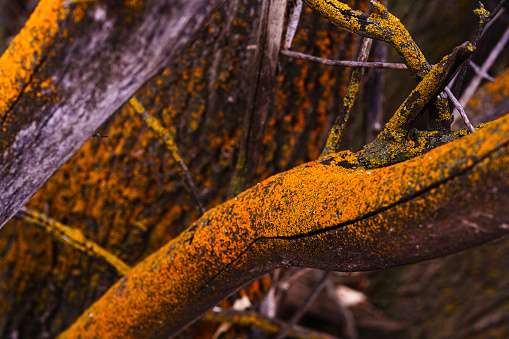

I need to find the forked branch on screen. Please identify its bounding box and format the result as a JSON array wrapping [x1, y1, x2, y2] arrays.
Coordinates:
[[302, 0, 452, 130]]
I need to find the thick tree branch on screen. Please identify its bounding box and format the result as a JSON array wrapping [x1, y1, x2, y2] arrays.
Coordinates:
[[61, 113, 509, 338]]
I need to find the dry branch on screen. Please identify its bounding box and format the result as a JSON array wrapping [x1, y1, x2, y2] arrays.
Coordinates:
[[280, 49, 407, 69], [302, 0, 451, 130], [16, 207, 131, 276], [321, 37, 373, 157]]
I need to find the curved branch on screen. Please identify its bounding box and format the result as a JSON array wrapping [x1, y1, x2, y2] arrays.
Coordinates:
[[60, 113, 509, 338]]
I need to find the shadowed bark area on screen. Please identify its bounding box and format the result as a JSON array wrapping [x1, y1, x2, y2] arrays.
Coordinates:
[[60, 113, 509, 338], [368, 237, 509, 339]]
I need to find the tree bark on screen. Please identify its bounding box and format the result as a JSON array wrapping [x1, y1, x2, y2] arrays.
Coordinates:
[[0, 1, 368, 336], [60, 113, 509, 338], [0, 0, 226, 228]]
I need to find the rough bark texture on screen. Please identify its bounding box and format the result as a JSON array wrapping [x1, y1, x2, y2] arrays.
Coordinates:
[[60, 113, 509, 338], [230, 0, 287, 194], [0, 0, 225, 228], [0, 1, 369, 336]]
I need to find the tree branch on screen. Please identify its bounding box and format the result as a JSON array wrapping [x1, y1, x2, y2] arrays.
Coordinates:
[[280, 49, 407, 69], [15, 207, 131, 277], [381, 42, 473, 140], [60, 113, 509, 338], [302, 0, 451, 130], [321, 37, 373, 157], [202, 309, 339, 339]]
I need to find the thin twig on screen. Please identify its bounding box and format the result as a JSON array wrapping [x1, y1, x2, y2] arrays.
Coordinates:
[[280, 49, 407, 69], [480, 7, 505, 39], [275, 271, 331, 339], [284, 0, 302, 50], [321, 38, 373, 157], [444, 87, 476, 133], [129, 97, 206, 214], [469, 62, 494, 82], [203, 309, 340, 339], [452, 0, 506, 98], [325, 280, 358, 339], [459, 24, 509, 108], [452, 22, 509, 129], [15, 207, 131, 276]]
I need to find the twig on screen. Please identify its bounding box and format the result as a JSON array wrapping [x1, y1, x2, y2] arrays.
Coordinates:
[[459, 24, 509, 108], [452, 23, 509, 129], [280, 49, 407, 69], [452, 0, 506, 98], [129, 97, 206, 214], [15, 207, 131, 277], [301, 0, 452, 130], [480, 7, 505, 40], [381, 42, 474, 140], [203, 309, 340, 339], [275, 271, 331, 339], [325, 280, 358, 339], [469, 61, 494, 82], [444, 87, 476, 133], [284, 0, 302, 49], [321, 37, 373, 157]]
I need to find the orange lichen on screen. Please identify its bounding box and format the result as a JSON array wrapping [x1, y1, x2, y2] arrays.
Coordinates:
[[304, 0, 453, 130], [0, 0, 68, 116], [60, 112, 509, 338]]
